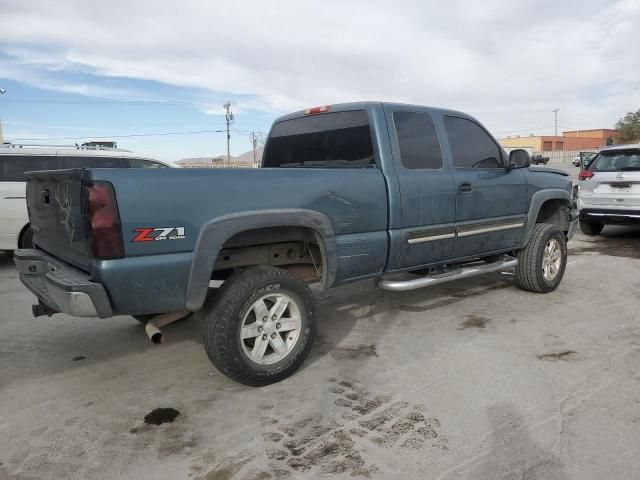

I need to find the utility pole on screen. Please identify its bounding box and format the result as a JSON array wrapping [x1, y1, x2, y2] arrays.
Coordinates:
[[552, 108, 559, 136], [223, 102, 233, 166], [251, 131, 258, 168]]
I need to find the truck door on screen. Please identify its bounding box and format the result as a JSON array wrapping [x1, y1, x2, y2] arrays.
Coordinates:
[[384, 107, 456, 270], [442, 115, 528, 258]]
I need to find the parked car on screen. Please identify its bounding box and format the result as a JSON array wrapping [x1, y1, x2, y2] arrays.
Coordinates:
[[577, 144, 640, 235], [0, 145, 171, 251], [572, 151, 598, 169], [14, 102, 577, 385], [530, 154, 550, 165]]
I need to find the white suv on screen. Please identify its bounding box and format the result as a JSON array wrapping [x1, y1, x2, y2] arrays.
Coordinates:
[[577, 144, 640, 235], [0, 145, 171, 250]]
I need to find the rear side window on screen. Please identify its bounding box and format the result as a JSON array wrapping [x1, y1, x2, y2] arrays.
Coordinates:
[[263, 110, 374, 168], [128, 159, 168, 168], [0, 155, 59, 181], [589, 150, 640, 172], [61, 156, 125, 169], [444, 116, 502, 169], [393, 111, 443, 169]]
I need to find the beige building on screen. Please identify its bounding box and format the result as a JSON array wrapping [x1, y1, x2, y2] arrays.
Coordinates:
[[499, 129, 617, 151]]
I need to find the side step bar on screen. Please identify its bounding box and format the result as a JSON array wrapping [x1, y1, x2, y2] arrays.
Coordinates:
[[377, 256, 518, 292]]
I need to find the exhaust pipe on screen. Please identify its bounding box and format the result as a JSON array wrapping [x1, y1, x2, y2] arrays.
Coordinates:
[[144, 310, 191, 344]]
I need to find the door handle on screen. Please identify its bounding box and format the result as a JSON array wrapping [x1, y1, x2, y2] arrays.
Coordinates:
[[458, 183, 473, 193]]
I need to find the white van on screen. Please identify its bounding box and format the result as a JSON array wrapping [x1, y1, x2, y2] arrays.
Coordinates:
[[0, 145, 172, 250]]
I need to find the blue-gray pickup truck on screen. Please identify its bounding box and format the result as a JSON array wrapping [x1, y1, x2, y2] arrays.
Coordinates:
[[15, 102, 578, 385]]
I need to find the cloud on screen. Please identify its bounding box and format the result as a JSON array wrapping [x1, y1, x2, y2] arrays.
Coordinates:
[[1, 0, 639, 133]]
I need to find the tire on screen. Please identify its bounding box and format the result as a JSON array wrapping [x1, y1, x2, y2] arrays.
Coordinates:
[[19, 225, 34, 249], [579, 221, 603, 236], [515, 223, 567, 293], [202, 266, 317, 386]]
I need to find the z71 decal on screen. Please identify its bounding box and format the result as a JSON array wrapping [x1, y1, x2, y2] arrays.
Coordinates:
[[132, 227, 185, 242]]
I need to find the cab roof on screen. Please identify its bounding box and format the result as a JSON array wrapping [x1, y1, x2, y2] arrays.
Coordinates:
[[273, 101, 477, 124]]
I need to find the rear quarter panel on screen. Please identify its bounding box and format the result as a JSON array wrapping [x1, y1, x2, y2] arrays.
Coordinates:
[[87, 167, 389, 314]]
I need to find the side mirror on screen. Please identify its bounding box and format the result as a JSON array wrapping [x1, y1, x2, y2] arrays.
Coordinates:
[[509, 149, 531, 169]]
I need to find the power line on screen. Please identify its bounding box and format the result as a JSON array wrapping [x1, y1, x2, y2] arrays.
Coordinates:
[[10, 129, 227, 142]]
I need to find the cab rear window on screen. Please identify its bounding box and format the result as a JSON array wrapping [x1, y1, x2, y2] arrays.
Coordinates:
[[262, 110, 374, 168]]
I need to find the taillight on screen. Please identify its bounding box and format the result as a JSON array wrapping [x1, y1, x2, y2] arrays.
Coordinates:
[[578, 170, 594, 181], [304, 105, 330, 115], [84, 181, 124, 259]]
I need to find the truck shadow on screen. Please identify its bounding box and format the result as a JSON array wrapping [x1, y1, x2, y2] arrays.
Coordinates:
[[0, 251, 15, 269], [301, 273, 515, 372], [1, 269, 514, 386]]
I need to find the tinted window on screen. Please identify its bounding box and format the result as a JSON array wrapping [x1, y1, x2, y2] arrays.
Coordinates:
[[0, 155, 59, 181], [263, 110, 374, 168], [128, 158, 168, 168], [393, 111, 442, 169], [444, 116, 502, 169], [61, 156, 125, 169], [589, 150, 640, 172]]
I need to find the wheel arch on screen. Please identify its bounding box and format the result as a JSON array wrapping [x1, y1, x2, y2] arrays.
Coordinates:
[[185, 209, 336, 311], [521, 189, 572, 248], [17, 222, 32, 248]]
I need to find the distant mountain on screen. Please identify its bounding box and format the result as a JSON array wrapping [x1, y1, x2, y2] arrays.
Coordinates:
[[176, 148, 263, 168], [233, 148, 264, 165]]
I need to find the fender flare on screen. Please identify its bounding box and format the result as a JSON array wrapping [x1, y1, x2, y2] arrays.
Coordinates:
[[185, 209, 336, 311], [521, 189, 572, 248]]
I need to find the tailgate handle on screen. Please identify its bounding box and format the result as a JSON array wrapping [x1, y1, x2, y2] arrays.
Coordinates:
[[41, 189, 51, 205]]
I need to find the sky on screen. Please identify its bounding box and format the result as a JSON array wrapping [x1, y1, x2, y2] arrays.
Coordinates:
[[0, 0, 638, 162]]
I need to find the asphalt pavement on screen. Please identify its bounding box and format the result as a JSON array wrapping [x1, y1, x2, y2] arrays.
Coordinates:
[[1, 221, 639, 479]]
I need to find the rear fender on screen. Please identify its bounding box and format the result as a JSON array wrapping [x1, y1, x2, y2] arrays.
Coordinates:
[[185, 209, 336, 311]]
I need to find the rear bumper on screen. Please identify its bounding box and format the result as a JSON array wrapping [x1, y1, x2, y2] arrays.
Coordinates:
[[579, 209, 640, 225], [14, 249, 113, 318]]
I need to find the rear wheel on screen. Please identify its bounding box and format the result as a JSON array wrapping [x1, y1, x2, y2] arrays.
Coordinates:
[[515, 223, 567, 293], [201, 266, 316, 386], [579, 221, 603, 236]]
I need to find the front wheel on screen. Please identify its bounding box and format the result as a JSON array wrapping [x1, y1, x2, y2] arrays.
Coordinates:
[[515, 223, 567, 293], [579, 221, 603, 236], [201, 266, 317, 386]]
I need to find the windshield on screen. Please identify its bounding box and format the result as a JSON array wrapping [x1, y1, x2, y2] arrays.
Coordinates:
[[262, 110, 374, 168], [588, 150, 640, 172]]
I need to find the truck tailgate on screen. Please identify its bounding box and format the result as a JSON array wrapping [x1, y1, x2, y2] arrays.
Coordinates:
[[26, 169, 90, 270]]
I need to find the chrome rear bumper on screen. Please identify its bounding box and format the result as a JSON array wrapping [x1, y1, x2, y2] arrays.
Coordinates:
[[14, 249, 113, 318]]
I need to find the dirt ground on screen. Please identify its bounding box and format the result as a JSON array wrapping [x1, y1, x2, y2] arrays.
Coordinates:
[[1, 223, 639, 479]]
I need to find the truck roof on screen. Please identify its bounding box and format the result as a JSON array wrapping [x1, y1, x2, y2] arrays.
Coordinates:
[[273, 101, 477, 124]]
